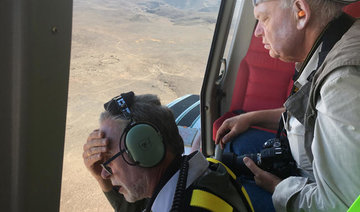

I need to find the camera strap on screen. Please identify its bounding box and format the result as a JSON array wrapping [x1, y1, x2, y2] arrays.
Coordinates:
[[276, 112, 287, 139]]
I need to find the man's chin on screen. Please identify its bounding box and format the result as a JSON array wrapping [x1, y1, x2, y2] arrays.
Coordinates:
[[268, 50, 294, 62], [115, 186, 131, 201], [122, 189, 142, 203], [124, 194, 141, 203], [268, 50, 280, 59]]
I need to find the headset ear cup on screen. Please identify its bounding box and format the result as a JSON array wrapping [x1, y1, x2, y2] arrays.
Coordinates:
[[125, 123, 165, 167]]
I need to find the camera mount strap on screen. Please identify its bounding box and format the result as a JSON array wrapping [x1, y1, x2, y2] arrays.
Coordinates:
[[276, 112, 287, 139]]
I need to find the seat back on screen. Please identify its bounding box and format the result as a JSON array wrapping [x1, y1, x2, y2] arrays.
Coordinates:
[[344, 1, 360, 18], [229, 34, 294, 113], [212, 34, 294, 140]]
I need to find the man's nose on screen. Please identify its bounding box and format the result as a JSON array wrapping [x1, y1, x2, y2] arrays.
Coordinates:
[[254, 22, 264, 37], [101, 167, 111, 179]]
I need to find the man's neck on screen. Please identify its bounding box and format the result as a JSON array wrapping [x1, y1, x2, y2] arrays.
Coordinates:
[[300, 21, 327, 62], [146, 152, 178, 198]]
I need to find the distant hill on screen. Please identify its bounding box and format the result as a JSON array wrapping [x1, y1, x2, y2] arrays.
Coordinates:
[[137, 0, 220, 25], [73, 0, 220, 25], [142, 0, 220, 12], [163, 0, 219, 11]]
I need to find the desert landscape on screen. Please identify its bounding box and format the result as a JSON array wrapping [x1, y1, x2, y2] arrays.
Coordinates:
[[60, 0, 219, 211]]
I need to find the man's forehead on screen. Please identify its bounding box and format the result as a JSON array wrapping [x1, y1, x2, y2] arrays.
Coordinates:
[[253, 0, 278, 18], [100, 119, 123, 145]]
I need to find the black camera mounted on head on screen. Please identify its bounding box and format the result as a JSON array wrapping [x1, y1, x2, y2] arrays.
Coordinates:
[[104, 91, 134, 119]]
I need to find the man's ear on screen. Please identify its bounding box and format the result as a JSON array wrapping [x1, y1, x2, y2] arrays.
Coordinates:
[[293, 0, 311, 30]]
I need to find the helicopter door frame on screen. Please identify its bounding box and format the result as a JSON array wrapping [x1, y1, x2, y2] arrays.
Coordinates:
[[0, 0, 72, 211], [200, 0, 256, 157]]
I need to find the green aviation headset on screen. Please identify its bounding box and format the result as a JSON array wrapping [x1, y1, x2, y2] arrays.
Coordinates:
[[104, 91, 165, 168]]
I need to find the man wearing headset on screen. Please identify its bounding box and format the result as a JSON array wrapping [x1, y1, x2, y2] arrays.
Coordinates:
[[83, 91, 253, 212], [215, 0, 360, 211]]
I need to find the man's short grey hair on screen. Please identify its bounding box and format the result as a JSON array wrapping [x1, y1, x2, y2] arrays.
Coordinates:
[[100, 93, 184, 156], [254, 0, 346, 25], [281, 0, 345, 22]]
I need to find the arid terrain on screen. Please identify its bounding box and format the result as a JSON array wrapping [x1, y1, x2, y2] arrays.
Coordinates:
[[60, 0, 219, 211]]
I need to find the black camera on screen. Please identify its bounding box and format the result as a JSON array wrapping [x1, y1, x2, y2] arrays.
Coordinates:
[[221, 138, 298, 179]]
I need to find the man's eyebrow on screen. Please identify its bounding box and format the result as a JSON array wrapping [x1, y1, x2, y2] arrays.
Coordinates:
[[253, 7, 261, 19]]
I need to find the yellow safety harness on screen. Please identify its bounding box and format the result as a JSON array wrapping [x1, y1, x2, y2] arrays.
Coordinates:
[[188, 158, 255, 212]]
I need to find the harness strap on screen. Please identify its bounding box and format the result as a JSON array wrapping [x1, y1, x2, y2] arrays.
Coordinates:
[[207, 158, 236, 180]]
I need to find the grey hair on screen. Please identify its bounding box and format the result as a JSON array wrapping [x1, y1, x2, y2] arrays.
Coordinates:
[[280, 0, 345, 25], [100, 93, 184, 156]]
